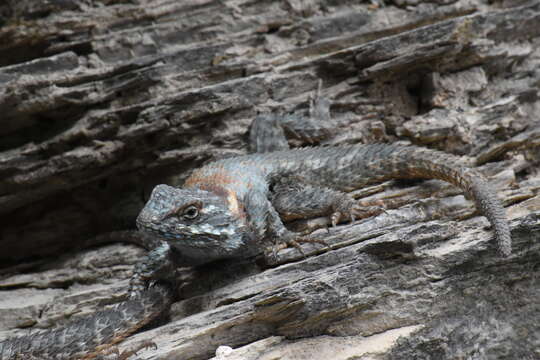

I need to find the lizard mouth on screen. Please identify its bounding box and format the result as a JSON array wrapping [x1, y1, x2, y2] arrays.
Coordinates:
[[136, 220, 226, 242], [136, 219, 181, 239]]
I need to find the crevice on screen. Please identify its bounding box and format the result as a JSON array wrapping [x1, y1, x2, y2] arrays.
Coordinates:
[[0, 110, 83, 152], [0, 42, 49, 67]]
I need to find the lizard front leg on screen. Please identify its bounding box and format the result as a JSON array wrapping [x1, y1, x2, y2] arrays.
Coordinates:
[[244, 189, 326, 258], [129, 241, 178, 296]]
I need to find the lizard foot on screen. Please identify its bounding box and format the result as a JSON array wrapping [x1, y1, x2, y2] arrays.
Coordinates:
[[268, 231, 328, 260], [128, 242, 176, 297], [99, 340, 157, 360], [330, 198, 388, 226], [118, 340, 157, 360]]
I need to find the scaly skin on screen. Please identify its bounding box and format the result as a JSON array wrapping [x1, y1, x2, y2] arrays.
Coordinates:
[[0, 284, 173, 360], [136, 144, 511, 265]]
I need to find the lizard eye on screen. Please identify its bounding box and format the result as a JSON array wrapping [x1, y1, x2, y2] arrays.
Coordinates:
[[182, 205, 199, 220]]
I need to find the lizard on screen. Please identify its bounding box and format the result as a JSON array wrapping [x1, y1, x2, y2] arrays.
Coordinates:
[[130, 94, 511, 295], [0, 94, 512, 359]]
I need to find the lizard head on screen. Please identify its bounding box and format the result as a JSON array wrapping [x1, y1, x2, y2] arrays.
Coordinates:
[[136, 184, 249, 262]]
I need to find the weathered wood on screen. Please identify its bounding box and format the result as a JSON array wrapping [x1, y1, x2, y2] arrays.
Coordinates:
[[0, 1, 539, 359]]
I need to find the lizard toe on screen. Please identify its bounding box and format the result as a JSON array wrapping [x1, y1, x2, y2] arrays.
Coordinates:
[[269, 231, 328, 259]]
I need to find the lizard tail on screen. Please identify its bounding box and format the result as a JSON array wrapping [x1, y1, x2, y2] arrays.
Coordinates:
[[383, 145, 511, 256], [0, 284, 173, 360]]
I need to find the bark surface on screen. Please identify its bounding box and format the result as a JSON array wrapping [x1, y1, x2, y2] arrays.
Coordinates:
[[1, 1, 539, 359]]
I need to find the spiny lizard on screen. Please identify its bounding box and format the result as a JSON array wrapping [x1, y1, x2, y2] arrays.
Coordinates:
[[132, 95, 511, 289]]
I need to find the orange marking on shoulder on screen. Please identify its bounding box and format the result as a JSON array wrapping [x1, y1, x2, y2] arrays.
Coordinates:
[[185, 166, 236, 188], [184, 167, 248, 220], [226, 188, 245, 219]]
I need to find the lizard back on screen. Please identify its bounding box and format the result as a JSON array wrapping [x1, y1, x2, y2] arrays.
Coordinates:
[[187, 144, 511, 256]]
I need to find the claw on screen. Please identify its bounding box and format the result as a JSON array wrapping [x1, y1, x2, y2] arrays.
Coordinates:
[[305, 238, 329, 247], [330, 212, 341, 227], [271, 232, 329, 259], [287, 239, 307, 258], [272, 241, 288, 258], [117, 340, 158, 360], [272, 246, 278, 260], [350, 201, 388, 221]]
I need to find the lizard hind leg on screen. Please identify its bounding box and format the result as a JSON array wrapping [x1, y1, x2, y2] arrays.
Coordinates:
[[270, 176, 384, 233]]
